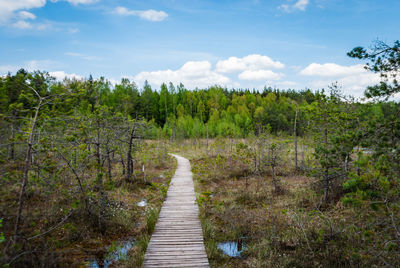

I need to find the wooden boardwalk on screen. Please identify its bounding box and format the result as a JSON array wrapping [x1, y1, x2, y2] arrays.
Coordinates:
[[142, 154, 209, 268]]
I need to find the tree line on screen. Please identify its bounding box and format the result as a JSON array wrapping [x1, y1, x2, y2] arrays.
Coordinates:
[[0, 68, 396, 140]]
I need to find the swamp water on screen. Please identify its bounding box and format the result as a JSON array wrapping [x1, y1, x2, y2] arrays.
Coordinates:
[[137, 199, 148, 207], [217, 239, 247, 257], [88, 239, 134, 268]]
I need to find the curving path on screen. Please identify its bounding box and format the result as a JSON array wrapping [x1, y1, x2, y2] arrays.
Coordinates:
[[142, 154, 209, 268]]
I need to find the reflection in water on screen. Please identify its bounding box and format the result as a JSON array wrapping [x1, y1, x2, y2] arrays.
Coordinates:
[[88, 240, 134, 268], [217, 239, 246, 257], [137, 199, 147, 207]]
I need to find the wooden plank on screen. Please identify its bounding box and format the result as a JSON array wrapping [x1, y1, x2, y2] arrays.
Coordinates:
[[143, 263, 209, 268], [146, 247, 207, 252], [142, 154, 209, 268], [143, 261, 210, 266]]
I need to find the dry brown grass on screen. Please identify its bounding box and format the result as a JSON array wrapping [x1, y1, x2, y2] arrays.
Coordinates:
[[173, 138, 388, 267], [0, 142, 176, 267]]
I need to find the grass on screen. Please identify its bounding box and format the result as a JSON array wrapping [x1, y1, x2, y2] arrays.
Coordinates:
[[0, 141, 177, 267], [168, 137, 399, 267], [3, 137, 398, 266]]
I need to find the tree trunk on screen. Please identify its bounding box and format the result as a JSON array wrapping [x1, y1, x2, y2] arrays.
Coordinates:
[[164, 93, 168, 125], [10, 122, 15, 160], [323, 119, 329, 203], [301, 145, 305, 169], [126, 124, 136, 180], [254, 152, 257, 173], [258, 138, 263, 172], [206, 125, 209, 156], [323, 167, 329, 203], [14, 98, 42, 244], [61, 154, 92, 219], [96, 119, 101, 166], [294, 106, 299, 171], [107, 148, 112, 179], [229, 138, 233, 168], [121, 158, 125, 175], [272, 164, 278, 192]]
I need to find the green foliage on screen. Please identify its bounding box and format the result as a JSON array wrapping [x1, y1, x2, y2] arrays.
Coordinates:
[[343, 40, 400, 210], [0, 219, 4, 244], [145, 208, 160, 235], [348, 40, 400, 99], [0, 72, 320, 139]]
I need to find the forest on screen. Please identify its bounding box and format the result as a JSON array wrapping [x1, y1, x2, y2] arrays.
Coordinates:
[[0, 40, 399, 267]]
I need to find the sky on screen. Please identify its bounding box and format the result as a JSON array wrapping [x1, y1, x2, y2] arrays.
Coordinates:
[[0, 0, 399, 98]]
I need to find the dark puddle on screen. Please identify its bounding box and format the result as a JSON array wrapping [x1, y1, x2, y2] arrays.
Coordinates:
[[217, 239, 247, 258], [88, 239, 134, 268]]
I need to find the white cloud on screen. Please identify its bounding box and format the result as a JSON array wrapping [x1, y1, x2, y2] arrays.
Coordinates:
[[0, 62, 83, 81], [279, 0, 309, 12], [36, 23, 51, 30], [137, 9, 168, 22], [300, 63, 366, 77], [68, 27, 79, 33], [238, 69, 283, 81], [276, 81, 299, 87], [215, 54, 284, 73], [1, 0, 97, 29], [0, 0, 46, 22], [300, 63, 382, 97], [50, 0, 98, 5], [0, 64, 19, 74], [133, 54, 286, 89], [113, 6, 130, 15], [65, 52, 102, 61], [49, 71, 83, 80], [18, 10, 36, 20], [134, 61, 233, 89], [12, 20, 32, 29], [12, 21, 52, 30], [309, 73, 381, 98], [0, 60, 59, 75], [113, 6, 168, 22], [25, 59, 57, 70], [11, 10, 51, 31], [0, 0, 44, 30], [293, 0, 309, 10]]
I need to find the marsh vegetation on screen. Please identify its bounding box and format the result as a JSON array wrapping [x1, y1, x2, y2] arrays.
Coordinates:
[[0, 40, 399, 267]]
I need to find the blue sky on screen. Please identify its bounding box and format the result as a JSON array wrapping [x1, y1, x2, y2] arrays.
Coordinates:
[[0, 0, 399, 98]]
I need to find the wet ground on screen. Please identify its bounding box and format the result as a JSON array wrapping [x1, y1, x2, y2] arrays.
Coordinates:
[[217, 239, 247, 257], [137, 199, 148, 207], [88, 239, 135, 268]]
